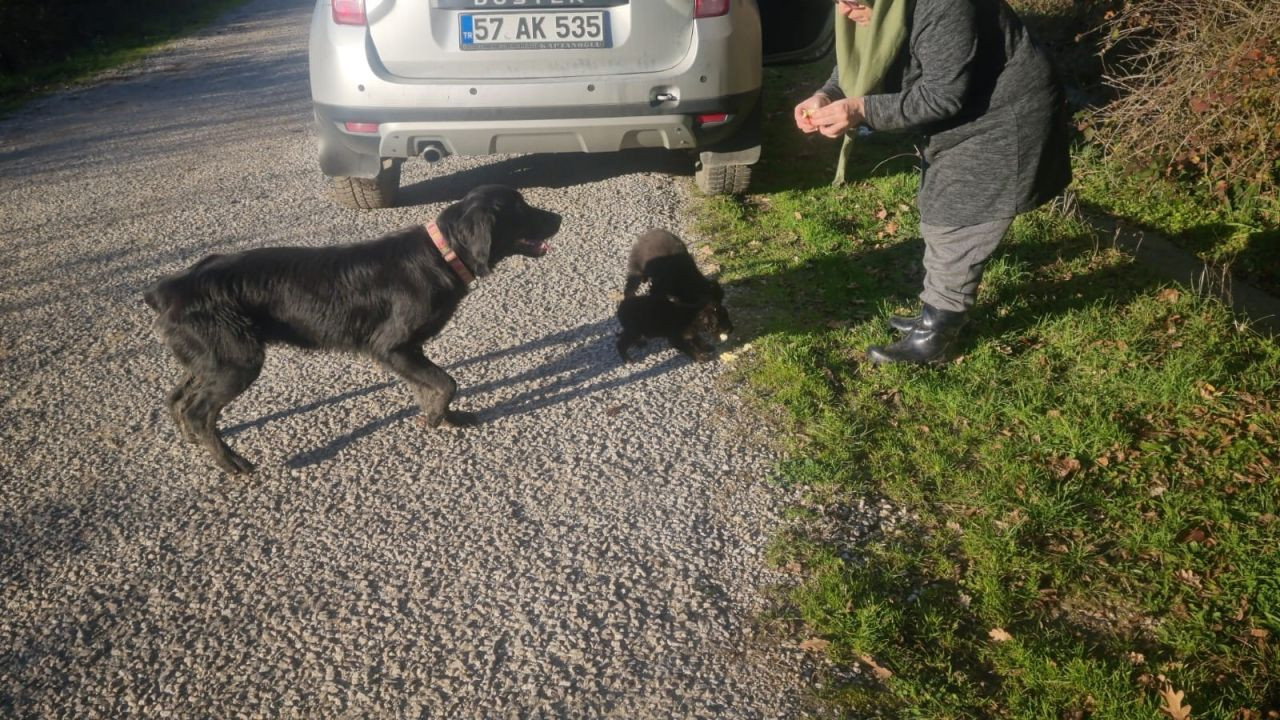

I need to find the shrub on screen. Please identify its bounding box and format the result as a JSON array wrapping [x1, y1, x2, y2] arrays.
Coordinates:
[[1089, 0, 1280, 218]]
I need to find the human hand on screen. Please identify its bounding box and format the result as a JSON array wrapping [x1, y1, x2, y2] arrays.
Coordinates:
[[835, 0, 873, 26], [807, 97, 866, 138], [794, 94, 831, 134]]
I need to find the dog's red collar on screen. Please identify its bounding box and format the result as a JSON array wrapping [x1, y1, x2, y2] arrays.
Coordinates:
[[426, 222, 476, 288]]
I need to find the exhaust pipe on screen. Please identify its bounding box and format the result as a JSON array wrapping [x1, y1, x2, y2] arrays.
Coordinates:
[[419, 142, 447, 163]]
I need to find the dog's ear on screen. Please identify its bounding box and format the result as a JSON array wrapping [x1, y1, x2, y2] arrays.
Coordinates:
[[450, 203, 496, 277]]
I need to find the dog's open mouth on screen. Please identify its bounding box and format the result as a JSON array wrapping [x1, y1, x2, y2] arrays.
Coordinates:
[[518, 239, 552, 256]]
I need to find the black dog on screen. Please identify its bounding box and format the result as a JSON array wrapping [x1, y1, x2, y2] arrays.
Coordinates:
[[617, 229, 732, 362], [144, 184, 561, 474]]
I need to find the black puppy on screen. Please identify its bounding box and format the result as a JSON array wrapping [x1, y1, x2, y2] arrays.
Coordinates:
[[617, 229, 732, 362], [144, 184, 561, 474], [616, 294, 729, 363], [624, 228, 723, 307]]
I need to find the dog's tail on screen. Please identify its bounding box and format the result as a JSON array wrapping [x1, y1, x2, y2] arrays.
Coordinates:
[[143, 280, 175, 313], [143, 254, 222, 313]]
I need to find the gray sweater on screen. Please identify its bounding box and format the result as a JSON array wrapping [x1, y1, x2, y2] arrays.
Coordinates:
[[820, 0, 1071, 226]]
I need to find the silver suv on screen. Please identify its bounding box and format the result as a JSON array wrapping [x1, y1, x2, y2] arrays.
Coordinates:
[[308, 0, 831, 208]]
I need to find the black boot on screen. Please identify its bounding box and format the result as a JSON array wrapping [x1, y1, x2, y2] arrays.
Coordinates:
[[868, 304, 968, 365], [888, 312, 922, 333]]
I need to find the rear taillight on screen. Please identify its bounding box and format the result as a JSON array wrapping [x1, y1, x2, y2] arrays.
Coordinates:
[[344, 122, 380, 133], [694, 0, 730, 18], [332, 0, 366, 25], [696, 113, 730, 126]]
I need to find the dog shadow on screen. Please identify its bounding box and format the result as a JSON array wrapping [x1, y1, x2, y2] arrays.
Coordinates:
[[281, 317, 690, 469], [223, 381, 399, 438]]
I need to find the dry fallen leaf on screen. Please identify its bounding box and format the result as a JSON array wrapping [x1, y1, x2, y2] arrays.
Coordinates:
[[1198, 382, 1220, 400], [875, 206, 889, 221], [1178, 527, 1208, 544], [799, 638, 831, 653], [884, 221, 899, 235], [988, 628, 1013, 643], [1052, 456, 1083, 478], [858, 654, 894, 680], [1175, 569, 1202, 589], [1158, 288, 1183, 303], [1158, 684, 1192, 720]]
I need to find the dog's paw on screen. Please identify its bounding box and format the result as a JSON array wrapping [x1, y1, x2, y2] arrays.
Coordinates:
[[179, 424, 200, 445], [215, 451, 256, 475], [441, 410, 479, 428]]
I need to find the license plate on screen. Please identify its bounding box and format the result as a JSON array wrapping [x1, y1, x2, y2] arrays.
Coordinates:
[[460, 11, 610, 50]]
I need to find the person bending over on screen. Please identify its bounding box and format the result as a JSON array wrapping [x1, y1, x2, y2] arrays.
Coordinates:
[[797, 0, 1072, 365]]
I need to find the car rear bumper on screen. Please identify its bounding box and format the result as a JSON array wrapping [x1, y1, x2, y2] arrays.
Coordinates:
[[308, 0, 764, 178], [314, 92, 758, 177]]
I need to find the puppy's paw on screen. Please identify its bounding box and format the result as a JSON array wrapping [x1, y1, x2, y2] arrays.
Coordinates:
[[441, 410, 479, 428]]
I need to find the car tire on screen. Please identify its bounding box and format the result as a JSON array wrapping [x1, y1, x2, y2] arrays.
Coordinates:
[[695, 162, 752, 196], [331, 158, 401, 209]]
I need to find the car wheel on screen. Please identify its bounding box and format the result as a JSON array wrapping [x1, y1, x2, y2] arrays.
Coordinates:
[[331, 158, 401, 209], [695, 162, 752, 196]]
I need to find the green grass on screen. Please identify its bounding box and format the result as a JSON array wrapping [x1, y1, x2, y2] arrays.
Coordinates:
[[698, 59, 1280, 718], [0, 0, 250, 114]]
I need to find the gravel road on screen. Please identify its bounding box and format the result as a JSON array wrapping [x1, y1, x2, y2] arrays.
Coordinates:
[[0, 0, 816, 716]]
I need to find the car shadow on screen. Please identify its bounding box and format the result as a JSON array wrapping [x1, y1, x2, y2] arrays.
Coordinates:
[[396, 148, 696, 207]]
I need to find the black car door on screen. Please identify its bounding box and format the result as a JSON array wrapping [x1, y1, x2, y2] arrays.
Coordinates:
[[760, 0, 834, 65]]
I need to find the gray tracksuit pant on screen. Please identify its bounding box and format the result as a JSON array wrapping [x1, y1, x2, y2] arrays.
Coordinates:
[[919, 218, 1014, 313]]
